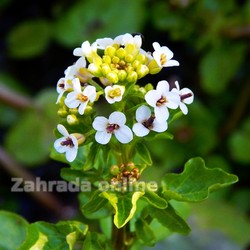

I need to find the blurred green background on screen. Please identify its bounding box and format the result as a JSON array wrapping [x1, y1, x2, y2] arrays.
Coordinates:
[[0, 0, 249, 249]]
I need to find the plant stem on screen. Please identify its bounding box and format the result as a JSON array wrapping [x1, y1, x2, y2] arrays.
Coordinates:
[[112, 222, 132, 250]]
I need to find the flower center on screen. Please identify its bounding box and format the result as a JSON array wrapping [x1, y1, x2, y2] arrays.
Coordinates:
[[77, 93, 88, 102], [156, 96, 167, 106], [106, 123, 120, 133], [61, 137, 74, 148], [180, 93, 193, 101], [160, 53, 167, 65], [108, 88, 121, 98], [142, 115, 155, 130]]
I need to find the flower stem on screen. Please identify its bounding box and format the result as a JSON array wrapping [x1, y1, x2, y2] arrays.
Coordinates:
[[112, 222, 132, 250]]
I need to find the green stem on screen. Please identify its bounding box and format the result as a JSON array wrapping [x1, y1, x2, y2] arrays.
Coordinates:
[[112, 222, 132, 250]]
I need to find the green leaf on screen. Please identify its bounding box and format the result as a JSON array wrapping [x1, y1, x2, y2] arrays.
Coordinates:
[[53, 0, 146, 47], [162, 157, 238, 202], [0, 211, 28, 250], [82, 190, 108, 215], [135, 218, 156, 246], [101, 191, 144, 228], [149, 204, 191, 234], [5, 89, 59, 166], [19, 221, 88, 250], [142, 190, 168, 209], [135, 142, 152, 166], [200, 43, 246, 94], [7, 20, 50, 58], [82, 232, 112, 250], [228, 117, 250, 164]]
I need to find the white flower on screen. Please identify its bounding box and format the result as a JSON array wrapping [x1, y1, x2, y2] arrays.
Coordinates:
[[132, 105, 168, 137], [96, 33, 142, 49], [54, 124, 78, 162], [145, 80, 180, 122], [73, 41, 97, 57], [64, 78, 96, 115], [104, 85, 125, 104], [152, 42, 179, 68], [56, 77, 71, 104], [66, 57, 93, 83], [92, 111, 133, 144], [172, 81, 194, 115]]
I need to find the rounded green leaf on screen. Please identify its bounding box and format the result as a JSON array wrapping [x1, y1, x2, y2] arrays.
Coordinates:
[[228, 118, 250, 164], [162, 157, 238, 202], [0, 210, 28, 250], [200, 43, 246, 94], [53, 0, 146, 47], [7, 20, 50, 58]]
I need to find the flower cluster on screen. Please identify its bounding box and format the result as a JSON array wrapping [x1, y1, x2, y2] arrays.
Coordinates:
[[54, 33, 194, 162]]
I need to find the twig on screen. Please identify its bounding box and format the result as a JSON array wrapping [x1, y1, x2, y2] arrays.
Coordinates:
[[0, 146, 66, 217], [221, 25, 250, 39], [0, 84, 33, 110]]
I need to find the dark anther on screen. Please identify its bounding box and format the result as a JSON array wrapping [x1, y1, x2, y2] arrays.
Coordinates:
[[106, 124, 120, 133], [60, 137, 74, 147], [180, 93, 193, 101], [142, 115, 155, 129]]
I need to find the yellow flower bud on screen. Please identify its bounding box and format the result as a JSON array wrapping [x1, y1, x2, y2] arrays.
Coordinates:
[[106, 72, 118, 83], [116, 48, 126, 59], [105, 46, 116, 57], [127, 71, 137, 83], [137, 64, 149, 78], [57, 108, 68, 118], [125, 54, 134, 63], [117, 70, 127, 81], [148, 59, 162, 74], [67, 114, 79, 125], [73, 133, 86, 145]]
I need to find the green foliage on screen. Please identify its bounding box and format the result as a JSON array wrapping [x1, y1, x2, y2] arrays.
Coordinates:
[[1, 0, 249, 249], [7, 20, 51, 58], [53, 0, 146, 47], [5, 89, 59, 166], [0, 211, 28, 250], [162, 157, 238, 202]]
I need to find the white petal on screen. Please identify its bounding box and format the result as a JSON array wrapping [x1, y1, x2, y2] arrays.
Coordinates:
[[166, 92, 180, 109], [95, 131, 111, 144], [92, 116, 108, 131], [174, 81, 180, 90], [54, 138, 67, 153], [73, 48, 83, 57], [66, 148, 77, 162], [72, 78, 82, 92], [57, 124, 69, 137], [78, 102, 88, 115], [109, 111, 126, 125], [164, 59, 180, 67], [65, 96, 80, 108], [145, 90, 160, 108], [155, 106, 169, 122], [180, 103, 188, 115], [135, 105, 151, 122], [114, 125, 133, 143], [132, 123, 149, 137], [156, 80, 170, 94], [84, 85, 96, 102], [152, 120, 168, 132], [152, 42, 161, 51], [96, 38, 113, 49]]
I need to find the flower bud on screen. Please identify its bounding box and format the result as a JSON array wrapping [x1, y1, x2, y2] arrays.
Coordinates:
[[148, 59, 161, 74], [117, 70, 127, 81], [125, 54, 134, 63], [73, 133, 86, 145], [137, 64, 149, 78], [106, 72, 118, 83], [127, 71, 137, 83], [105, 46, 116, 57], [112, 56, 120, 64], [116, 48, 126, 59], [102, 55, 111, 64], [67, 114, 79, 125], [101, 64, 111, 75], [57, 108, 68, 118], [110, 165, 120, 175]]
